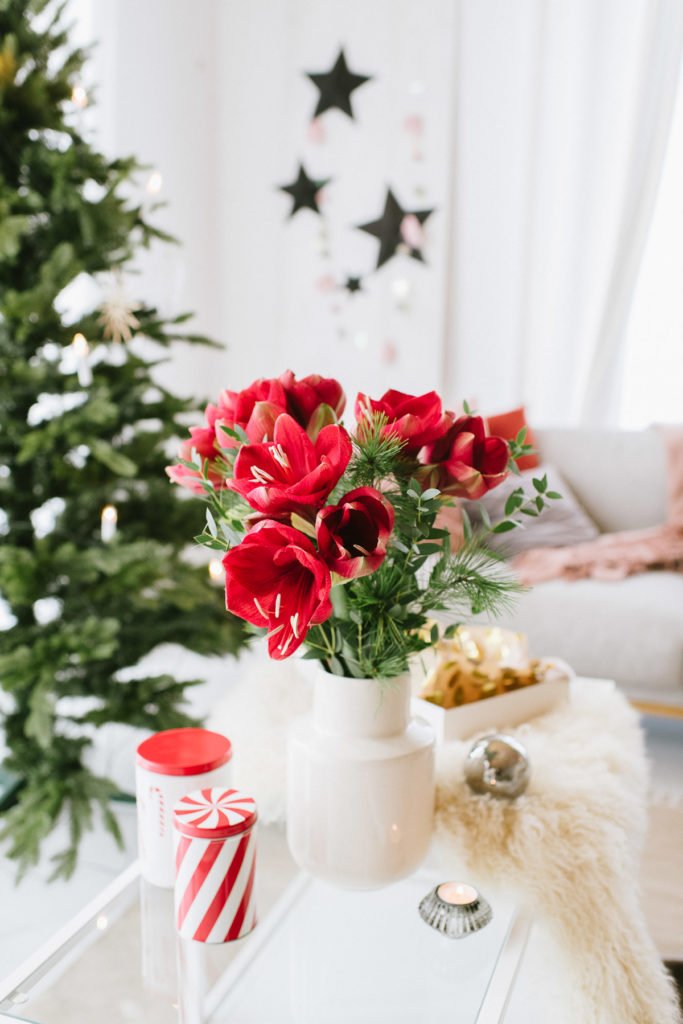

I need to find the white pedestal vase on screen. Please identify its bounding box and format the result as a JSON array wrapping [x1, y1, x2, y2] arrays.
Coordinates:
[[287, 666, 435, 890]]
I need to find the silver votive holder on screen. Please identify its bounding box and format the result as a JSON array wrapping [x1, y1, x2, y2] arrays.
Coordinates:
[[418, 881, 493, 939]]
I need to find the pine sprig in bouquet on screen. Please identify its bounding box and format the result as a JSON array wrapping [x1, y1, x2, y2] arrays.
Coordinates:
[[169, 373, 553, 679]]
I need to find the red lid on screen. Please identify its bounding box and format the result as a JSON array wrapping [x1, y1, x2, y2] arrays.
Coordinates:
[[173, 787, 257, 840], [136, 728, 232, 777]]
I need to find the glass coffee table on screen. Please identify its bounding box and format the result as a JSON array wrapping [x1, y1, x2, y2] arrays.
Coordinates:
[[0, 826, 531, 1023]]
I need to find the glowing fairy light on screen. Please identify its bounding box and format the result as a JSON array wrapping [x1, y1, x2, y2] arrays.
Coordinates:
[[146, 170, 163, 195], [100, 505, 118, 543], [71, 84, 88, 109], [208, 559, 224, 583]]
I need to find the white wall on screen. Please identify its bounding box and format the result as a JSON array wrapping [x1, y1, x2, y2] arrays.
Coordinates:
[[87, 0, 457, 409], [78, 0, 683, 425]]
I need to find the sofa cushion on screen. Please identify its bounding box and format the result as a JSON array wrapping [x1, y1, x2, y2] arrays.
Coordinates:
[[480, 571, 683, 701], [465, 464, 600, 556], [534, 428, 667, 532]]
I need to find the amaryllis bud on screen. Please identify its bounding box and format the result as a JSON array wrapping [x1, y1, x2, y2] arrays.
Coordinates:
[[305, 402, 338, 440]]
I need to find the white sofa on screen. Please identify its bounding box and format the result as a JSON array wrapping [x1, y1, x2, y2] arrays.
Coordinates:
[[486, 428, 683, 707]]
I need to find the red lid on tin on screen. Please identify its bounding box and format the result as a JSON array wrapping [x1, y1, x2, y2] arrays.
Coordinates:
[[173, 787, 257, 840], [136, 728, 232, 777]]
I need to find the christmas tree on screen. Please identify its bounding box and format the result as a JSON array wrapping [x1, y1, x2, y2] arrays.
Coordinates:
[[0, 0, 245, 878]]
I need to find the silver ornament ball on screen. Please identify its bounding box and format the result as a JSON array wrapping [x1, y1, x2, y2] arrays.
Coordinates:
[[464, 734, 530, 799]]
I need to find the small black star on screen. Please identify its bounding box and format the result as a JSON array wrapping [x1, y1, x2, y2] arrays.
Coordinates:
[[279, 164, 330, 217], [357, 188, 434, 269], [307, 49, 372, 120], [344, 276, 363, 294]]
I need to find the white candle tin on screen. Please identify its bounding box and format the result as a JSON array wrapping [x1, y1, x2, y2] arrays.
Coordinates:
[[135, 728, 232, 888]]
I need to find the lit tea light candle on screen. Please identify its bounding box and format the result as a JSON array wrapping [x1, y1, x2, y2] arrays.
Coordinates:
[[437, 882, 479, 906], [71, 332, 92, 387], [419, 880, 492, 938], [100, 504, 118, 543], [208, 559, 224, 583]]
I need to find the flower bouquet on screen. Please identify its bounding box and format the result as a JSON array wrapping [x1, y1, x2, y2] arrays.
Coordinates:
[[168, 372, 553, 675], [168, 372, 555, 887]]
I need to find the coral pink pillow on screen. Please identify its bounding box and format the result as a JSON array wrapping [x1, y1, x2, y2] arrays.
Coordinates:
[[486, 406, 540, 471]]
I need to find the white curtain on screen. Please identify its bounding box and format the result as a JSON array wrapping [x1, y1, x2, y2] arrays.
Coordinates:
[[446, 0, 683, 426], [618, 61, 683, 428]]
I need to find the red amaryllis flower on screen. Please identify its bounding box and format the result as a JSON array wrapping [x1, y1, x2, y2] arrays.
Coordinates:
[[167, 380, 287, 492], [213, 377, 288, 449], [317, 487, 394, 579], [166, 424, 227, 494], [418, 415, 509, 499], [355, 388, 447, 454], [229, 414, 352, 515], [279, 371, 346, 439], [222, 521, 332, 659]]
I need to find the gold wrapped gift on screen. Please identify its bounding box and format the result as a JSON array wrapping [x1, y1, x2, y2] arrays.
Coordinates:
[[420, 626, 545, 710]]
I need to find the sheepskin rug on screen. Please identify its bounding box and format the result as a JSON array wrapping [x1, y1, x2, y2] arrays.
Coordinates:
[[209, 657, 680, 1023]]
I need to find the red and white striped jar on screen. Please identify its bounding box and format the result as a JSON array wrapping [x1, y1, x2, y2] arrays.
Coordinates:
[[173, 787, 258, 944]]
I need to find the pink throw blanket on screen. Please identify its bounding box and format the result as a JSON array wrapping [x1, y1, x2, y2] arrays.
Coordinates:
[[514, 426, 683, 584]]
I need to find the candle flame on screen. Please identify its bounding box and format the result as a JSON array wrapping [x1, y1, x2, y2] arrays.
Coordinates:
[[101, 505, 117, 524]]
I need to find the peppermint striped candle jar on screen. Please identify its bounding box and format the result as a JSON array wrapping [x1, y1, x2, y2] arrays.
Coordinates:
[[173, 787, 258, 944]]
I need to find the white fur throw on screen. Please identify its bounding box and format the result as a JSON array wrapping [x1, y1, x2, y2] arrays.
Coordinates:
[[209, 659, 680, 1023], [434, 684, 680, 1024]]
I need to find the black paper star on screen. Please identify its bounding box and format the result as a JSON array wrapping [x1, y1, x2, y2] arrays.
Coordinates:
[[307, 49, 372, 120], [279, 164, 330, 217], [344, 276, 363, 294], [358, 188, 434, 269]]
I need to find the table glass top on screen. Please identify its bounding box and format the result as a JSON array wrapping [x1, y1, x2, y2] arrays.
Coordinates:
[[0, 827, 521, 1024]]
